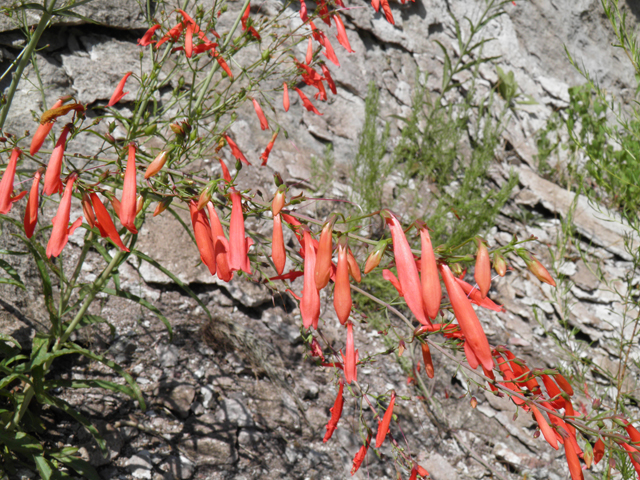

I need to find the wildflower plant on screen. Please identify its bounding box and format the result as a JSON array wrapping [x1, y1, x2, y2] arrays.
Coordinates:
[[0, 0, 639, 478]]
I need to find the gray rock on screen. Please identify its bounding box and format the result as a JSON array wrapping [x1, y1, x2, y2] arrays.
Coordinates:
[[161, 455, 195, 480], [156, 343, 180, 368], [180, 436, 237, 463], [213, 398, 254, 427], [423, 452, 460, 480], [125, 450, 153, 480], [157, 383, 196, 419]]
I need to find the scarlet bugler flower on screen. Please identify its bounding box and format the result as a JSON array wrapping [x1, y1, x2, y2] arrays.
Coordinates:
[[0, 148, 26, 214], [272, 186, 286, 216], [24, 169, 43, 238], [224, 134, 250, 165], [89, 193, 129, 251], [381, 210, 430, 325], [108, 72, 133, 107], [315, 216, 335, 290], [375, 391, 396, 448], [305, 37, 314, 64], [333, 14, 354, 53], [334, 237, 352, 325], [440, 264, 494, 371], [421, 341, 435, 378], [283, 83, 290, 112], [351, 434, 371, 475], [347, 248, 361, 283], [295, 88, 323, 115], [30, 98, 64, 156], [227, 190, 254, 274], [138, 24, 161, 46], [272, 213, 286, 276], [380, 0, 395, 24], [593, 438, 605, 464], [300, 227, 320, 329], [418, 223, 441, 320], [493, 252, 507, 277], [119, 143, 138, 234], [320, 64, 337, 95], [474, 238, 491, 298], [252, 98, 269, 130], [189, 199, 216, 275], [342, 321, 358, 383], [564, 436, 584, 480], [323, 380, 344, 442], [207, 202, 233, 281], [261, 130, 278, 166], [43, 124, 71, 196], [144, 151, 168, 179], [530, 404, 558, 450], [46, 174, 82, 258]]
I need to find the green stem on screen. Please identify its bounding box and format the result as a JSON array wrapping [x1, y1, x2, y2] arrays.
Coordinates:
[[192, 0, 251, 114], [58, 231, 94, 320], [0, 8, 52, 130]]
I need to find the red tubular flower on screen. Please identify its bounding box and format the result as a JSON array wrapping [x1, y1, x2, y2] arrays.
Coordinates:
[[272, 213, 286, 276], [626, 422, 640, 444], [0, 148, 26, 214], [320, 65, 337, 96], [440, 264, 494, 370], [564, 436, 584, 480], [334, 237, 352, 325], [593, 438, 605, 464], [341, 321, 358, 383], [463, 340, 479, 369], [347, 249, 361, 283], [540, 374, 565, 409], [305, 37, 314, 64], [261, 130, 278, 166], [364, 241, 386, 274], [621, 443, 640, 478], [315, 217, 335, 290], [283, 83, 290, 112], [375, 391, 396, 448], [206, 202, 233, 282], [554, 373, 574, 396], [108, 72, 133, 107], [317, 0, 331, 25], [300, 227, 320, 329], [119, 143, 138, 234], [81, 192, 95, 229], [409, 464, 429, 480], [224, 134, 250, 165], [421, 341, 434, 379], [418, 224, 441, 320], [144, 151, 168, 179], [323, 380, 344, 442], [89, 193, 129, 252], [530, 405, 558, 450], [43, 124, 71, 196], [46, 174, 82, 258], [383, 269, 403, 297], [138, 24, 161, 46], [189, 200, 216, 275], [321, 34, 340, 67], [299, 0, 308, 21], [228, 190, 254, 275], [184, 22, 194, 57], [382, 210, 429, 325], [455, 277, 505, 313], [474, 239, 491, 298], [156, 21, 184, 48], [252, 98, 269, 130], [380, 0, 395, 24], [333, 14, 355, 53], [30, 98, 64, 155], [219, 158, 232, 183], [351, 434, 371, 475], [295, 88, 323, 115], [24, 169, 43, 238]]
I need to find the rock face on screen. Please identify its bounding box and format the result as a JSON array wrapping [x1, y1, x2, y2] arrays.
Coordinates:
[[1, 1, 640, 480]]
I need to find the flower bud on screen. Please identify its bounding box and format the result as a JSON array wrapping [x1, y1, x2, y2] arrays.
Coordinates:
[[154, 197, 172, 216], [272, 185, 286, 216], [144, 150, 168, 179], [170, 123, 185, 136], [197, 186, 212, 211], [364, 241, 387, 274], [520, 251, 556, 287], [470, 397, 477, 409], [493, 252, 507, 277], [136, 195, 144, 215]]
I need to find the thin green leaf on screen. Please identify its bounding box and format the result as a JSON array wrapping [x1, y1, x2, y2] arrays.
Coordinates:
[[33, 454, 53, 480], [0, 431, 43, 453], [0, 258, 22, 283], [63, 314, 116, 337], [0, 332, 21, 348], [50, 452, 100, 480], [0, 277, 25, 289], [46, 378, 135, 398]]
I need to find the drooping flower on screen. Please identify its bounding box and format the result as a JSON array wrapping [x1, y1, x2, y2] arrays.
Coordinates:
[[334, 237, 352, 325], [299, 0, 308, 21], [540, 374, 565, 409], [189, 199, 216, 275], [333, 14, 355, 53], [323, 380, 344, 442], [421, 341, 434, 378], [240, 4, 261, 40], [144, 151, 168, 179], [474, 238, 491, 298], [530, 405, 558, 450], [440, 264, 494, 371], [283, 83, 290, 112], [119, 143, 138, 234], [24, 169, 43, 238], [272, 213, 286, 276], [418, 223, 441, 320], [184, 22, 194, 57], [380, 0, 395, 24], [342, 321, 358, 383], [564, 433, 584, 480], [351, 434, 371, 475], [46, 174, 82, 258], [252, 98, 269, 130], [224, 134, 250, 165], [108, 72, 133, 107], [300, 227, 320, 329], [315, 216, 335, 290], [228, 190, 254, 274], [320, 64, 337, 95], [0, 148, 26, 214], [89, 193, 129, 251], [593, 438, 605, 465], [206, 202, 233, 281], [138, 24, 161, 46], [375, 391, 396, 448], [554, 373, 574, 396], [219, 158, 232, 183], [81, 192, 95, 229], [305, 37, 314, 64], [455, 277, 505, 312], [261, 130, 278, 166], [381, 210, 429, 325], [295, 88, 323, 115], [383, 269, 403, 297], [30, 98, 64, 156], [347, 249, 361, 283], [43, 124, 71, 196], [321, 33, 340, 67]]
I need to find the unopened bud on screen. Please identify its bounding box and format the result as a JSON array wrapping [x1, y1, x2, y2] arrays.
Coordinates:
[[533, 429, 540, 439], [347, 248, 361, 283], [197, 186, 212, 211], [170, 123, 185, 136], [136, 195, 144, 215], [520, 251, 556, 287], [398, 340, 405, 357], [144, 150, 168, 179], [81, 193, 95, 229], [493, 252, 507, 277], [364, 240, 387, 274], [470, 397, 477, 409], [272, 185, 286, 216], [154, 197, 172, 216]]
